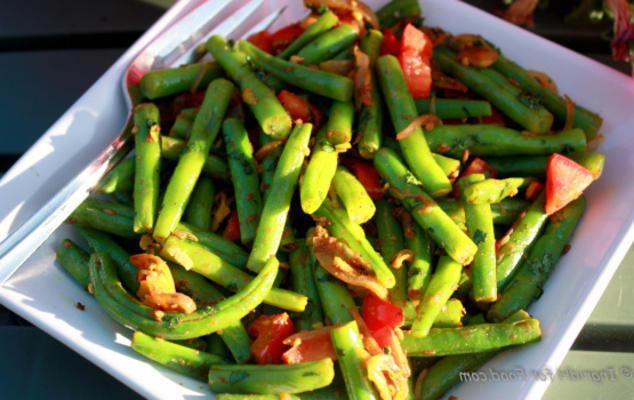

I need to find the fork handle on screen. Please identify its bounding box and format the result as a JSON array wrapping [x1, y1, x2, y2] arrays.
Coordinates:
[[0, 120, 133, 285]]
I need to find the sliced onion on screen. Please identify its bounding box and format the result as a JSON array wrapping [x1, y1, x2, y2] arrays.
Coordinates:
[[319, 59, 355, 76], [390, 250, 414, 270], [354, 46, 373, 109], [455, 45, 499, 68], [396, 114, 442, 141], [353, 0, 379, 29], [255, 139, 285, 162], [348, 305, 382, 356], [528, 70, 558, 93]]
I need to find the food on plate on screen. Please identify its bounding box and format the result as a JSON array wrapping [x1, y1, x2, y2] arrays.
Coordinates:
[[56, 0, 604, 398]]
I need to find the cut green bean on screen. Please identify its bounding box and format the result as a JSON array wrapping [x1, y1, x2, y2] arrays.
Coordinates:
[[360, 29, 383, 65], [333, 166, 376, 224], [290, 243, 324, 330], [56, 239, 90, 289], [358, 72, 384, 159], [432, 298, 465, 328], [463, 177, 531, 204], [140, 62, 225, 99], [300, 127, 338, 214], [97, 157, 135, 194], [169, 107, 197, 139], [223, 118, 262, 244], [131, 331, 229, 381], [313, 254, 355, 324], [297, 24, 358, 66], [327, 100, 355, 145], [153, 78, 234, 241], [406, 223, 433, 302], [377, 0, 421, 28], [160, 135, 229, 182], [278, 11, 339, 59], [208, 358, 334, 394], [183, 177, 214, 231], [375, 198, 407, 305], [414, 98, 492, 119], [377, 55, 452, 197], [238, 40, 354, 102], [247, 123, 312, 273]]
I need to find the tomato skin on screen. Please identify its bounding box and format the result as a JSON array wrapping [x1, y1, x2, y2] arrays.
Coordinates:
[[398, 24, 433, 99], [247, 30, 273, 53], [222, 209, 240, 242], [277, 90, 322, 125], [348, 160, 383, 200], [380, 28, 400, 57], [371, 325, 393, 349], [248, 313, 296, 364], [270, 23, 304, 54], [361, 293, 404, 332], [281, 327, 337, 364], [452, 157, 498, 198], [545, 153, 593, 215]]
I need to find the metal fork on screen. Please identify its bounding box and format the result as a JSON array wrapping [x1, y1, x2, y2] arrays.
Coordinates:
[[0, 0, 286, 285]]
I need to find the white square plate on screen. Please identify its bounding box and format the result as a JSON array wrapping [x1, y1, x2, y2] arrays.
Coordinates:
[[1, 0, 633, 399]]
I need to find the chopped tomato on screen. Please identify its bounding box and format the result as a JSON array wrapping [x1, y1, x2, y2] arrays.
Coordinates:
[[525, 180, 544, 201], [371, 326, 411, 377], [270, 23, 304, 54], [281, 327, 337, 364], [545, 153, 593, 215], [401, 23, 433, 59], [462, 157, 498, 178], [398, 24, 433, 98], [452, 157, 499, 198], [380, 28, 400, 57], [362, 293, 404, 332], [247, 30, 273, 53], [248, 313, 296, 364], [277, 90, 322, 125], [348, 160, 383, 200], [222, 209, 240, 242]]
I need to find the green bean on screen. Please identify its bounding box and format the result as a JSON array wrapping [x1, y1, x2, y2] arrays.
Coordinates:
[[436, 197, 530, 228], [278, 11, 339, 60], [374, 148, 477, 265], [570, 152, 606, 179], [432, 298, 465, 328], [314, 198, 395, 288], [425, 124, 587, 158], [206, 36, 292, 139], [69, 197, 137, 239], [175, 222, 249, 270], [327, 100, 355, 145], [434, 47, 553, 133], [168, 265, 252, 363], [458, 174, 497, 303], [208, 358, 334, 394], [56, 239, 90, 288], [492, 54, 602, 137], [375, 198, 407, 305], [247, 123, 313, 273], [496, 193, 548, 290], [377, 55, 452, 197], [300, 127, 338, 214], [478, 68, 521, 96], [215, 385, 348, 399], [333, 166, 376, 224], [402, 318, 541, 356], [169, 108, 197, 139], [153, 78, 234, 241], [131, 331, 229, 381], [223, 118, 262, 244], [377, 0, 421, 28], [410, 256, 463, 337], [89, 251, 278, 340], [417, 310, 530, 400], [160, 135, 229, 182], [140, 62, 225, 99], [289, 243, 324, 330], [484, 153, 605, 179], [297, 24, 358, 66], [75, 226, 139, 292], [313, 254, 355, 324], [414, 98, 492, 119], [238, 40, 354, 102], [382, 136, 460, 179], [489, 197, 586, 321], [96, 157, 135, 194], [183, 177, 214, 231], [331, 321, 380, 400], [462, 177, 530, 204], [358, 72, 384, 159], [360, 29, 384, 65], [159, 234, 307, 312], [406, 223, 433, 302]]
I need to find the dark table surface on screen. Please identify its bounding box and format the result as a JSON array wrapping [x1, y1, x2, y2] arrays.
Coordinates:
[[0, 1, 632, 399]]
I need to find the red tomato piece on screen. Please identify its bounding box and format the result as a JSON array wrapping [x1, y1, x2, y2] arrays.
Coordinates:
[[222, 209, 241, 242], [545, 154, 593, 215], [362, 293, 404, 332], [348, 160, 383, 200], [247, 30, 273, 53], [270, 23, 304, 53], [401, 23, 433, 59], [452, 157, 499, 198], [380, 28, 400, 57], [281, 327, 337, 364], [277, 90, 323, 126], [371, 325, 393, 349], [248, 313, 296, 364]]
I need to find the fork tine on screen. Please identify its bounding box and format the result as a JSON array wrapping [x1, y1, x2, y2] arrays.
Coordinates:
[[240, 6, 288, 40]]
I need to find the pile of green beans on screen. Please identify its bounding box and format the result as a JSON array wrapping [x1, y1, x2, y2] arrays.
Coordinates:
[[55, 3, 605, 399]]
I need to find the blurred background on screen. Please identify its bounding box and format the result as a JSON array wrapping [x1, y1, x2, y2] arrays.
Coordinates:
[[0, 1, 632, 399]]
